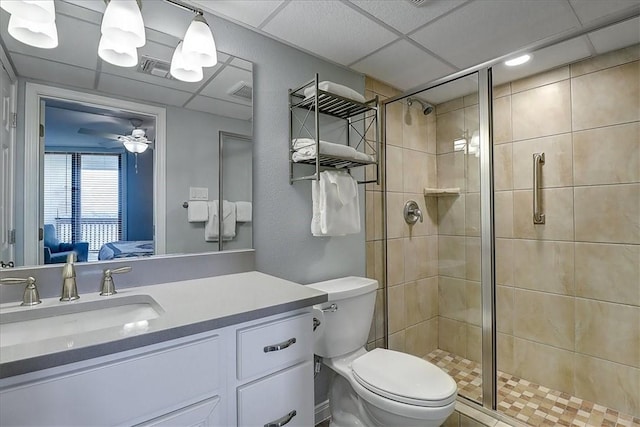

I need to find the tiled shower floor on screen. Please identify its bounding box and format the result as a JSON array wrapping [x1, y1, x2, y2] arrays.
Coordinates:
[[425, 349, 640, 427]]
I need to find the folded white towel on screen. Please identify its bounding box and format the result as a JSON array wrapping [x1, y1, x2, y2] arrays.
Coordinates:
[[304, 81, 366, 104], [292, 138, 374, 164], [312, 171, 360, 236], [236, 201, 252, 222], [187, 201, 208, 222], [205, 200, 236, 241]]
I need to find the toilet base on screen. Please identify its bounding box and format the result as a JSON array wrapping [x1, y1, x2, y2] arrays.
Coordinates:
[[328, 371, 454, 427]]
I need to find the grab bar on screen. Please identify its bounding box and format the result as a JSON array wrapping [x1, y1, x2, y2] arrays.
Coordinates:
[[533, 152, 545, 224]]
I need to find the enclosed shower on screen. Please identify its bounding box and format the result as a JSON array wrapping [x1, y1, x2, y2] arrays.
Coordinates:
[[364, 15, 639, 427]]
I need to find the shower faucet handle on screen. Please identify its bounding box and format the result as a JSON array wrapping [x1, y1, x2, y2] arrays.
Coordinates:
[[404, 200, 423, 225]]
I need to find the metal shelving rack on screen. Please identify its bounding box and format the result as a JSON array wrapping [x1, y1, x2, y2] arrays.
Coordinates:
[[289, 74, 380, 184]]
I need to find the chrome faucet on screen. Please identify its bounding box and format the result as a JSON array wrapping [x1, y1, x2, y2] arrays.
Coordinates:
[[100, 266, 132, 296], [60, 252, 79, 301]]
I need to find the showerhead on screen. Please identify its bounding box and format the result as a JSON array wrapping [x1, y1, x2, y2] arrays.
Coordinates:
[[407, 97, 434, 115]]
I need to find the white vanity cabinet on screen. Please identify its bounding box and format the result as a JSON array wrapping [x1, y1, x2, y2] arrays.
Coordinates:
[[0, 309, 315, 427]]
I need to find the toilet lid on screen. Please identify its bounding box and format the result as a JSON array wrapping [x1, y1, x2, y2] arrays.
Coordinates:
[[351, 349, 457, 407]]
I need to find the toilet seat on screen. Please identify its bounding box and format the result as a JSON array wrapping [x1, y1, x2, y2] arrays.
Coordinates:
[[351, 349, 457, 407]]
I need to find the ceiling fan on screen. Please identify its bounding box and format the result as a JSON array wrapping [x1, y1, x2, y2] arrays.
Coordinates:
[[78, 118, 153, 153]]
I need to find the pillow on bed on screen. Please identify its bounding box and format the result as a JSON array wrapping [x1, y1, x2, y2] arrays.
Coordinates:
[[304, 81, 366, 103]]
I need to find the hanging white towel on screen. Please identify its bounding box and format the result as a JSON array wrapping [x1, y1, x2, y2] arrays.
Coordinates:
[[236, 201, 252, 222], [187, 201, 209, 222], [312, 170, 360, 236], [205, 200, 237, 241]]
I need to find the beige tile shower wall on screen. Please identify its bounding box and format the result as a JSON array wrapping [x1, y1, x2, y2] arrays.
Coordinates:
[[492, 45, 640, 417], [364, 77, 440, 357]]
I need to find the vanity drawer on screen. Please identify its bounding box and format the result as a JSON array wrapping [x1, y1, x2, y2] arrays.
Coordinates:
[[237, 312, 312, 380], [237, 361, 313, 427]]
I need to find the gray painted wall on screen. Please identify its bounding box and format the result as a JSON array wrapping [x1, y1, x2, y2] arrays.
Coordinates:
[[164, 106, 251, 254], [207, 14, 367, 284]]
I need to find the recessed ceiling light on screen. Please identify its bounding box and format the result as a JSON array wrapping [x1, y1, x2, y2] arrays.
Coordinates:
[[504, 54, 531, 67]]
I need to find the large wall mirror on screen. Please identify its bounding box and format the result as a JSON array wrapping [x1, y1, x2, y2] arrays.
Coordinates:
[[0, 0, 253, 268]]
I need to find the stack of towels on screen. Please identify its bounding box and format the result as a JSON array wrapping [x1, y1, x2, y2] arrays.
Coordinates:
[[312, 170, 360, 236], [187, 200, 252, 241], [292, 138, 375, 164]]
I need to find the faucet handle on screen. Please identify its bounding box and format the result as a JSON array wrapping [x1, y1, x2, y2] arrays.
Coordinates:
[[0, 276, 42, 306], [100, 266, 132, 296]]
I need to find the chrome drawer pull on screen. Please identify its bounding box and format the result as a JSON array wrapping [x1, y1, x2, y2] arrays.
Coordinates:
[[265, 410, 297, 427], [263, 338, 297, 353]]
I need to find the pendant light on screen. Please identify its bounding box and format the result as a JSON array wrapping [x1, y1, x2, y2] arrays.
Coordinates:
[[98, 35, 138, 67], [0, 0, 56, 23], [101, 0, 146, 48], [8, 15, 58, 49], [182, 14, 217, 67], [170, 41, 203, 83]]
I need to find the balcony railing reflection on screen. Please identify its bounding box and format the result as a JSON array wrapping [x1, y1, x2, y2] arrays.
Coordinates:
[[54, 217, 120, 252]]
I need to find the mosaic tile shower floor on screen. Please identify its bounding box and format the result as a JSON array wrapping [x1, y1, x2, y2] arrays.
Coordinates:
[[425, 349, 640, 427]]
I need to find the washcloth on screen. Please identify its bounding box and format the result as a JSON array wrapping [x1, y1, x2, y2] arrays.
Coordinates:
[[303, 81, 366, 103], [205, 200, 236, 241], [187, 200, 208, 222], [236, 201, 252, 222], [292, 138, 375, 164], [311, 170, 360, 236]]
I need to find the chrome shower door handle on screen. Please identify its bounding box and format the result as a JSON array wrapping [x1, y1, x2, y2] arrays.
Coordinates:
[[404, 200, 423, 225], [533, 152, 545, 224]]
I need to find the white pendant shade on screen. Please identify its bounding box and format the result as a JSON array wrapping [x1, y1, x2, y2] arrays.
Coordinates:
[[101, 0, 146, 48], [123, 140, 148, 153], [170, 41, 203, 83], [182, 15, 217, 67], [8, 15, 58, 49], [1, 0, 56, 23], [98, 35, 138, 67]]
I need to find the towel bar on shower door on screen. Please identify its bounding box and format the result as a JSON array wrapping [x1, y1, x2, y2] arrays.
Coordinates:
[[533, 152, 545, 224]]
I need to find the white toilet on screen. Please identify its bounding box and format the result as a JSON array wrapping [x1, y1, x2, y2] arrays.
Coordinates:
[[308, 276, 457, 427]]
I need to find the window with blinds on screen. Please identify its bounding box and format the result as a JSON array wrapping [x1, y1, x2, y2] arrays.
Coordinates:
[[44, 152, 122, 260]]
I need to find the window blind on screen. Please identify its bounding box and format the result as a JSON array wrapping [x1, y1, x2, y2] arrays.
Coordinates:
[[44, 152, 122, 260]]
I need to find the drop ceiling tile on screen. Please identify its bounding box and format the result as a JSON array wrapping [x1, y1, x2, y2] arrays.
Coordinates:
[[350, 39, 455, 90], [10, 53, 96, 90], [588, 17, 640, 54], [416, 75, 478, 105], [141, 1, 197, 40], [262, 0, 398, 65], [410, 0, 581, 69], [191, 0, 285, 28], [230, 57, 253, 72], [569, 0, 639, 25], [349, 0, 467, 34], [99, 40, 223, 93], [1, 12, 101, 70], [185, 96, 253, 121], [493, 37, 592, 86], [56, 0, 104, 24], [97, 73, 191, 107], [199, 66, 253, 105]]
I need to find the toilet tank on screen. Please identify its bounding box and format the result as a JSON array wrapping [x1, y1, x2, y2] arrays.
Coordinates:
[[307, 277, 378, 358]]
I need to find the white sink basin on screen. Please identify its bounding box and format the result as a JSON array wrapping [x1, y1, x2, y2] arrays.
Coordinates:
[[0, 294, 164, 348]]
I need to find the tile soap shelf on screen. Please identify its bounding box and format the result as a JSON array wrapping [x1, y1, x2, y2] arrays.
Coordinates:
[[289, 74, 380, 184], [423, 187, 461, 197]]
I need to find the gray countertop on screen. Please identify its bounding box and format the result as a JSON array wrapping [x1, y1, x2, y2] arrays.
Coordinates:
[[0, 271, 327, 379]]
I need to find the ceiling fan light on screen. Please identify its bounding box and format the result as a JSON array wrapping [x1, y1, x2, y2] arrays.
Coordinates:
[[98, 35, 138, 67], [170, 41, 203, 83], [101, 0, 146, 48], [1, 0, 56, 23], [123, 139, 149, 153], [182, 14, 217, 67], [8, 15, 58, 49]]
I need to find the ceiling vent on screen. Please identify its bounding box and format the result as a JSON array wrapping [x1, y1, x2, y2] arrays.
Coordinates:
[[137, 55, 173, 80], [407, 0, 428, 6], [228, 81, 253, 101]]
